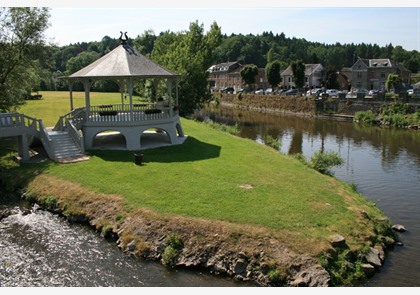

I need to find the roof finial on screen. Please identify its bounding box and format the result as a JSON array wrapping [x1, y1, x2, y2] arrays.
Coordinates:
[[120, 31, 128, 45]]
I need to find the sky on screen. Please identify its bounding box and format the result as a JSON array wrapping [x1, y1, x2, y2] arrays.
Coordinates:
[[5, 1, 420, 51]]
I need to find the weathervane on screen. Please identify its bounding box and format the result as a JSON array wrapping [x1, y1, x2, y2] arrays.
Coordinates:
[[120, 31, 128, 45]]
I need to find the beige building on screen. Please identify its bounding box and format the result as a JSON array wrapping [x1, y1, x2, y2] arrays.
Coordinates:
[[351, 58, 411, 91], [280, 64, 324, 89], [208, 62, 268, 92]]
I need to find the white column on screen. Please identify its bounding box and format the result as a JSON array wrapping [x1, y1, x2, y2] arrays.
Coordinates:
[[83, 79, 92, 119], [68, 79, 74, 111], [127, 77, 133, 121]]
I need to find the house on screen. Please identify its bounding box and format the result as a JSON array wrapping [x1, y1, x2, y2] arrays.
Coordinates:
[[208, 62, 268, 92], [280, 64, 324, 89], [351, 58, 411, 91], [208, 62, 242, 92]]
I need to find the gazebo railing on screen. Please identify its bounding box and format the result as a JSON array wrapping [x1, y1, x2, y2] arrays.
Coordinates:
[[88, 103, 175, 123]]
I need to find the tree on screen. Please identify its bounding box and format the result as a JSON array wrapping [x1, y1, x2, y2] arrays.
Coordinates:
[[0, 7, 50, 112], [291, 60, 305, 90], [325, 65, 339, 89], [265, 60, 281, 89], [151, 21, 222, 116], [386, 74, 402, 92], [240, 64, 258, 90]]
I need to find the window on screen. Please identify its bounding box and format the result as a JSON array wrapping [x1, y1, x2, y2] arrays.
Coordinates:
[[381, 72, 386, 78], [357, 73, 362, 78]]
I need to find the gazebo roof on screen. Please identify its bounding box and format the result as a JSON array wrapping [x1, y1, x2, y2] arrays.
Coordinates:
[[68, 44, 178, 79]]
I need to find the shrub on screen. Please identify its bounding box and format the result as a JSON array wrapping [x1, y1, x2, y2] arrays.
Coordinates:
[[161, 235, 184, 267], [264, 135, 280, 151], [381, 102, 409, 116], [293, 153, 307, 165], [41, 195, 57, 210], [309, 151, 345, 175], [162, 246, 178, 266], [354, 111, 377, 125], [382, 114, 410, 127]]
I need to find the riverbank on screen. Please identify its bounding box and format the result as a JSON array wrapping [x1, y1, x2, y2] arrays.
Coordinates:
[[214, 93, 420, 129], [0, 91, 398, 286]]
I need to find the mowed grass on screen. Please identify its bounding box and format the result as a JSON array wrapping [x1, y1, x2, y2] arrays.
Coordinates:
[[14, 91, 386, 252]]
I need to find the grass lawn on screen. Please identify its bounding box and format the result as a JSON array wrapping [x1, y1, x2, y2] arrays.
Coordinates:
[[6, 91, 389, 255]]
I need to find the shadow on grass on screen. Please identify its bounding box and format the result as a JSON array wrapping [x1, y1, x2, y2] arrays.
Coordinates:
[[0, 138, 52, 196], [90, 136, 221, 163]]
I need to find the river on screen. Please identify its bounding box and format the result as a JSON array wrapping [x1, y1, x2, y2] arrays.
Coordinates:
[[0, 198, 250, 287], [193, 105, 420, 287]]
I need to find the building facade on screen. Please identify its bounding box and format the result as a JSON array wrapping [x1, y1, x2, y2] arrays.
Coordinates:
[[208, 62, 268, 92], [280, 64, 324, 89], [351, 58, 411, 91]]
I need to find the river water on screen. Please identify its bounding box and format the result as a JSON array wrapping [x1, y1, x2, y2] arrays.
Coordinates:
[[193, 105, 420, 287], [0, 198, 249, 287]]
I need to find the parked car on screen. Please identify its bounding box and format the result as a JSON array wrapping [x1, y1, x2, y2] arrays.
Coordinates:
[[368, 89, 379, 96], [326, 89, 339, 97], [407, 89, 414, 95], [356, 89, 368, 94], [306, 88, 322, 96], [265, 88, 273, 94], [255, 89, 265, 95], [285, 89, 298, 96], [221, 87, 234, 93]]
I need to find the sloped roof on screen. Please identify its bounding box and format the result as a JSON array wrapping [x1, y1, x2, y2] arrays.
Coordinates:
[[208, 61, 241, 73], [281, 64, 323, 76], [68, 44, 178, 79]]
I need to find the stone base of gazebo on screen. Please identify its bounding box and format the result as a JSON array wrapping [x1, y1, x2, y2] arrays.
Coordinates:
[[83, 116, 185, 151]]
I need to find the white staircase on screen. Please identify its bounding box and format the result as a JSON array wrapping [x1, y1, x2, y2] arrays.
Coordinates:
[[48, 131, 88, 163]]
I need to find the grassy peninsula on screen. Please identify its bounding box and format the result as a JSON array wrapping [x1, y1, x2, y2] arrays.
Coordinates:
[[0, 91, 396, 286]]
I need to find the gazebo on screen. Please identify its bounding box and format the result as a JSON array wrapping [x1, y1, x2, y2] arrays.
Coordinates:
[[62, 33, 185, 151]]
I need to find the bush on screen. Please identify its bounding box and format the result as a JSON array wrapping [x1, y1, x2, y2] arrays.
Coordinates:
[[264, 135, 280, 151], [382, 114, 410, 127], [309, 151, 345, 175], [41, 195, 57, 210], [381, 102, 409, 116], [293, 153, 307, 165], [161, 235, 184, 267], [354, 111, 377, 125]]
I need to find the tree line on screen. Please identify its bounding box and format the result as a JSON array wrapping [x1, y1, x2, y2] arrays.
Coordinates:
[[1, 7, 419, 114]]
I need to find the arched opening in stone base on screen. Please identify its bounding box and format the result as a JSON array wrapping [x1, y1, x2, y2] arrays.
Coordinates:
[[92, 130, 127, 150], [140, 128, 172, 149]]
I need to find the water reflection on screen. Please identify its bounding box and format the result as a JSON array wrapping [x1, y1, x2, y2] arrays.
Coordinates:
[[194, 105, 420, 287]]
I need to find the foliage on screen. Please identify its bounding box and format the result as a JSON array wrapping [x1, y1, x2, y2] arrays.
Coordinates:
[[382, 113, 410, 127], [325, 65, 339, 89], [40, 195, 57, 211], [162, 235, 184, 267], [265, 60, 282, 89], [354, 110, 377, 125], [151, 21, 222, 116], [66, 51, 100, 75], [0, 7, 50, 112], [291, 60, 305, 89], [264, 134, 280, 151], [309, 150, 345, 175], [199, 120, 240, 136], [293, 153, 307, 165], [380, 102, 409, 116], [385, 74, 401, 92], [240, 64, 259, 89]]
